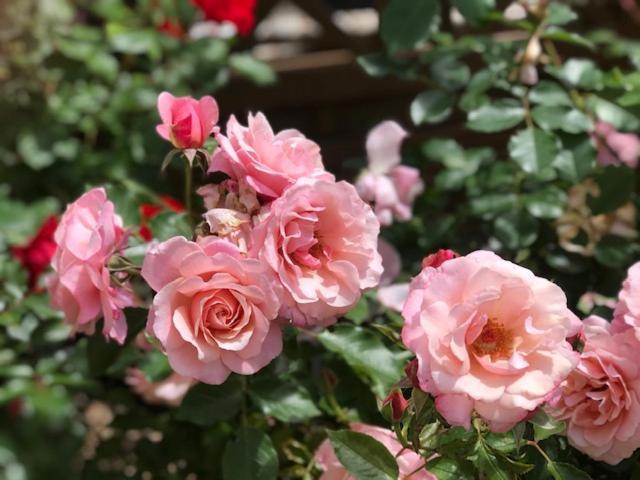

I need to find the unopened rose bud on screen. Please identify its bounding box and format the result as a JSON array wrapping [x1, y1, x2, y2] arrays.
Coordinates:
[[404, 358, 421, 389], [422, 249, 459, 269], [382, 389, 409, 421]]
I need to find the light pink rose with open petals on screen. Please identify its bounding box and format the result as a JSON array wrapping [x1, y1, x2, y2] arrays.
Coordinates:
[[47, 188, 134, 344], [548, 320, 640, 464], [314, 423, 436, 480], [401, 250, 580, 432], [251, 178, 382, 326], [156, 92, 219, 149], [355, 121, 424, 226], [210, 113, 332, 198], [142, 236, 283, 384], [611, 262, 640, 340]]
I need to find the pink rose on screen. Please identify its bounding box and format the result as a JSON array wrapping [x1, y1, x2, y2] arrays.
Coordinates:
[[142, 236, 283, 384], [594, 121, 640, 168], [251, 178, 382, 326], [314, 423, 436, 480], [401, 251, 580, 432], [355, 121, 424, 226], [47, 188, 134, 344], [548, 321, 640, 464], [210, 113, 332, 198], [125, 368, 195, 407], [156, 92, 219, 149], [611, 262, 640, 339]]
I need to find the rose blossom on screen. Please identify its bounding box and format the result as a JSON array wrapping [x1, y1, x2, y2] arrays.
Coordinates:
[[611, 262, 640, 339], [548, 318, 640, 464], [47, 188, 134, 344], [314, 423, 436, 480], [210, 113, 333, 198], [251, 178, 382, 326], [11, 215, 58, 290], [142, 236, 283, 384], [192, 0, 256, 36], [355, 121, 424, 226], [401, 250, 580, 432], [156, 92, 219, 150]]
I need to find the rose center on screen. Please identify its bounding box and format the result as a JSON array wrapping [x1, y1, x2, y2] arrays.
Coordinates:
[[471, 318, 514, 361]]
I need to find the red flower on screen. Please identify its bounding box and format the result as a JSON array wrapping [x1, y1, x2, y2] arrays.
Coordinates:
[[139, 196, 185, 241], [421, 249, 459, 269], [192, 0, 257, 36], [10, 216, 58, 290], [158, 20, 185, 39]]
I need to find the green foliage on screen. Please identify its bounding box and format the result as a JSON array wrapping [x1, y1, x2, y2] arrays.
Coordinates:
[[327, 430, 399, 480]]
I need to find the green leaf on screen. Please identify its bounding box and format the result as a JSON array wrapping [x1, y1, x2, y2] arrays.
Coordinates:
[[543, 28, 594, 50], [531, 106, 592, 134], [547, 461, 592, 480], [588, 166, 636, 214], [554, 58, 603, 90], [222, 427, 278, 480], [553, 136, 596, 183], [17, 133, 55, 170], [230, 53, 276, 86], [529, 81, 573, 107], [594, 235, 633, 268], [250, 378, 321, 423], [410, 90, 455, 125], [523, 186, 567, 219], [529, 409, 566, 441], [494, 210, 539, 249], [588, 96, 640, 131], [426, 457, 475, 480], [147, 212, 192, 241], [106, 23, 161, 59], [318, 325, 411, 397], [380, 0, 440, 53], [467, 100, 524, 132], [508, 128, 558, 179], [451, 0, 495, 23], [546, 3, 578, 25], [470, 193, 519, 217], [175, 377, 242, 426], [328, 430, 399, 480], [344, 297, 370, 324], [474, 438, 510, 480], [430, 56, 471, 91]]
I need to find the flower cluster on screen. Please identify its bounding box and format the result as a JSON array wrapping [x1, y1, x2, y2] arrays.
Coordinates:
[[46, 92, 383, 386]]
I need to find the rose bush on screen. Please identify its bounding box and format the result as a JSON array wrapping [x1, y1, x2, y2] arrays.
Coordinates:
[[2, 0, 640, 479]]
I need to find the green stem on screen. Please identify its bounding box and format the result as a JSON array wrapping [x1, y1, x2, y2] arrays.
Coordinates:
[[240, 375, 248, 427], [184, 157, 193, 228]]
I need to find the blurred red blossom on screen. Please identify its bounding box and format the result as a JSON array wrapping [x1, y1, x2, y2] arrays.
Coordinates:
[[139, 196, 185, 241], [10, 216, 58, 290], [421, 248, 459, 269], [157, 20, 185, 39], [192, 0, 257, 36]]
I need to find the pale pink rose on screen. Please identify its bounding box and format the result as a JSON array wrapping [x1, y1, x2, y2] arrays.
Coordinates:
[[548, 323, 640, 464], [203, 208, 252, 253], [142, 236, 283, 384], [156, 92, 219, 149], [197, 179, 260, 213], [314, 423, 436, 480], [251, 178, 382, 326], [611, 262, 640, 339], [125, 368, 195, 407], [47, 188, 134, 344], [355, 121, 424, 226], [594, 121, 640, 168], [401, 250, 581, 432], [210, 113, 332, 198]]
